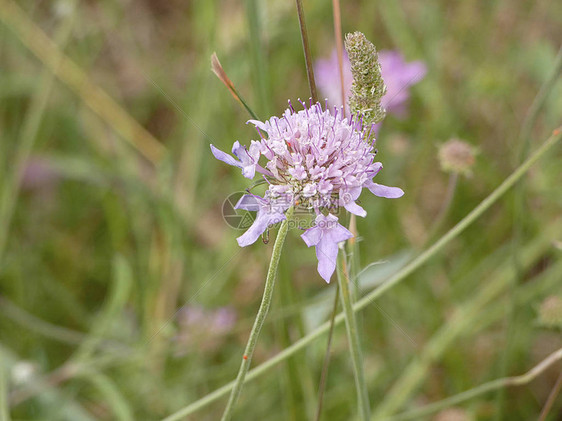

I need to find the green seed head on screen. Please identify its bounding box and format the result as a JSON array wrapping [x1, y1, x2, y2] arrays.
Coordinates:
[[345, 31, 387, 134]]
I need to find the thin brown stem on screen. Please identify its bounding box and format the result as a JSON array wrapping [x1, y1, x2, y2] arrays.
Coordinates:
[[295, 0, 318, 103], [332, 0, 345, 113], [538, 369, 562, 421]]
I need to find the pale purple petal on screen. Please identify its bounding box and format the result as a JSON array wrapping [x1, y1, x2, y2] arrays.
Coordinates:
[[301, 226, 322, 247], [343, 201, 367, 217], [324, 221, 353, 245], [315, 237, 339, 283], [247, 119, 268, 131], [210, 144, 241, 168], [365, 181, 404, 198], [234, 194, 261, 212], [340, 187, 366, 217], [302, 214, 353, 283], [237, 212, 284, 247], [241, 165, 256, 179], [231, 140, 243, 156]]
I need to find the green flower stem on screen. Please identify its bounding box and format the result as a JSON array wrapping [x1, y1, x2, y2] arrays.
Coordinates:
[[220, 207, 294, 421], [336, 251, 371, 420], [162, 128, 562, 421]]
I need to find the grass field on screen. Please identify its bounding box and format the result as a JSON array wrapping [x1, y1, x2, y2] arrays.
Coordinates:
[[1, 1, 561, 420]]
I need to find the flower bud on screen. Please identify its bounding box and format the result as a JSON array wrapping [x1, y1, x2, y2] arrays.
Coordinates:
[[538, 296, 562, 329], [438, 138, 477, 176]]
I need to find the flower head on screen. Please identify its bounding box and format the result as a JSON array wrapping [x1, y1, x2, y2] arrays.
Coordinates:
[[211, 100, 403, 282]]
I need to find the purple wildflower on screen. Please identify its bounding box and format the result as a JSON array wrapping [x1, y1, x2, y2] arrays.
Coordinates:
[[211, 101, 403, 282], [301, 214, 353, 282], [315, 49, 427, 122]]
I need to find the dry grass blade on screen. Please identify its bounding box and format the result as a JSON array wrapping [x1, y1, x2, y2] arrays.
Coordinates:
[[211, 53, 258, 119], [211, 53, 239, 102]]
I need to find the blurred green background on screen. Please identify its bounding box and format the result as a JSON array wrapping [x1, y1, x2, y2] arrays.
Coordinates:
[[1, 0, 561, 420]]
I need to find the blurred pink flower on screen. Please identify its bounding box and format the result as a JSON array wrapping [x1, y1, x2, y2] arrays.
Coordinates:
[[20, 156, 60, 191], [175, 305, 237, 354], [315, 49, 427, 121]]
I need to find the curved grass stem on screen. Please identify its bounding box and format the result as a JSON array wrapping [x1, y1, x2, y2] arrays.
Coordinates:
[[220, 208, 294, 421], [336, 251, 371, 420], [384, 347, 562, 421]]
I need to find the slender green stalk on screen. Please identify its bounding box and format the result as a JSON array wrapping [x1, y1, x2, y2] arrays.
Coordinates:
[[496, 45, 562, 419], [295, 0, 318, 103], [383, 347, 562, 421], [220, 208, 294, 421], [315, 283, 340, 421], [161, 128, 562, 421], [337, 251, 371, 420], [278, 261, 316, 419]]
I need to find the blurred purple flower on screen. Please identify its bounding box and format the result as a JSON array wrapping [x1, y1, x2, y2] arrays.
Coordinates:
[[315, 49, 427, 121], [20, 156, 60, 191], [175, 305, 237, 354]]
